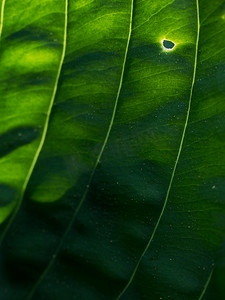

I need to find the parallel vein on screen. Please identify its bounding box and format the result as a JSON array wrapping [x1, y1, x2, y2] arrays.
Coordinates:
[[198, 268, 213, 300], [116, 0, 201, 298], [0, 0, 68, 244], [0, 0, 6, 40], [26, 1, 134, 298]]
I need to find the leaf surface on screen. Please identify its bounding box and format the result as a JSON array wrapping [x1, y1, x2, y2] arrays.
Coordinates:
[[0, 0, 225, 299]]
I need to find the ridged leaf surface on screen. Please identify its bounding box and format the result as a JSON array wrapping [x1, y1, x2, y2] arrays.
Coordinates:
[[0, 0, 225, 299]]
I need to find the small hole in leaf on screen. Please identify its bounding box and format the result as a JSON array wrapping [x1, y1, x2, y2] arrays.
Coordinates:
[[162, 39, 176, 51]]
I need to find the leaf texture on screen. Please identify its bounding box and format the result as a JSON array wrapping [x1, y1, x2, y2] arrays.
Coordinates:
[[0, 0, 225, 299]]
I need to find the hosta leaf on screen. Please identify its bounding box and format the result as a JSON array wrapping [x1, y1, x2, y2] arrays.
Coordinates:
[[205, 242, 225, 300], [0, 0, 225, 299]]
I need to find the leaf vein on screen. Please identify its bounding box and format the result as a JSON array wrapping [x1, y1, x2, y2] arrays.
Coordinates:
[[0, 0, 68, 244], [198, 268, 214, 300], [133, 0, 175, 31], [26, 0, 134, 298], [116, 0, 201, 298], [0, 0, 6, 40]]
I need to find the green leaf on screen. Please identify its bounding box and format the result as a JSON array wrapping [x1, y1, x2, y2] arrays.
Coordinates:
[[0, 0, 225, 299], [204, 242, 225, 300]]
